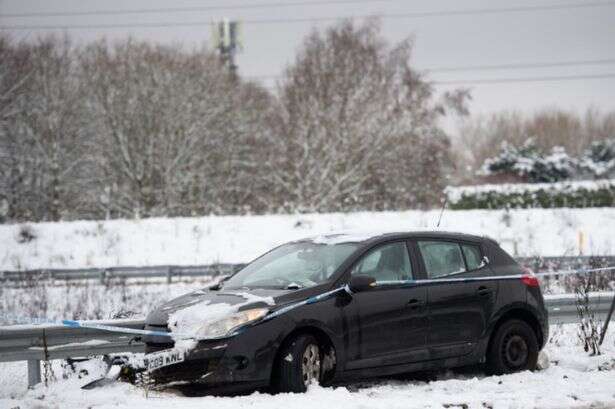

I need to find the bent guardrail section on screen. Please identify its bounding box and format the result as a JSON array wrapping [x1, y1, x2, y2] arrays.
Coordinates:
[[0, 319, 145, 387]]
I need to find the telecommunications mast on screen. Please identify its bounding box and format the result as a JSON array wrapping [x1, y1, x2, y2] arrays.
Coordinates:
[[211, 19, 242, 79]]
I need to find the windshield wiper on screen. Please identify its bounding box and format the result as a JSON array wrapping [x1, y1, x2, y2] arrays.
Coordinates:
[[285, 282, 303, 290]]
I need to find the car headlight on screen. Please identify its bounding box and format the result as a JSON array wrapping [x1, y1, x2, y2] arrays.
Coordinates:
[[194, 308, 268, 340]]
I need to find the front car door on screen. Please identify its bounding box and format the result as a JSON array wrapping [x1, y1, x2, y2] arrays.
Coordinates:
[[344, 241, 429, 370], [415, 239, 498, 359]]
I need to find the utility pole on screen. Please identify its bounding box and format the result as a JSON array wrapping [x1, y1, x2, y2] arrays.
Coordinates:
[[211, 19, 242, 80]]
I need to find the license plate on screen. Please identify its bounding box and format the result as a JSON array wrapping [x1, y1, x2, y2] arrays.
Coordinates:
[[145, 349, 185, 372]]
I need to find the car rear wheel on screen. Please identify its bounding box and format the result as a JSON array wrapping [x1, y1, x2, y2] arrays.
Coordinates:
[[487, 319, 539, 375], [274, 334, 322, 393]]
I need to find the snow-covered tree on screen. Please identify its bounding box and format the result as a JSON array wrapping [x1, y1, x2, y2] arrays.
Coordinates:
[[578, 138, 615, 179], [0, 24, 466, 222], [1, 36, 92, 222], [0, 36, 31, 222], [261, 19, 464, 212], [80, 40, 271, 218]]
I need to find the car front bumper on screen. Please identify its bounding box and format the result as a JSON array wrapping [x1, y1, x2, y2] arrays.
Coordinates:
[[142, 323, 281, 391]]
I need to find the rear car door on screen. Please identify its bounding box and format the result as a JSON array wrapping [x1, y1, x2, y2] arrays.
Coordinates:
[[415, 239, 498, 359], [345, 241, 429, 370]]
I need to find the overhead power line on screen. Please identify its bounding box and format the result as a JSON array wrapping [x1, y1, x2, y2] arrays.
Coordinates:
[[246, 58, 615, 80], [2, 1, 615, 30], [432, 73, 615, 85], [425, 58, 615, 73], [255, 73, 615, 89], [1, 0, 394, 18]]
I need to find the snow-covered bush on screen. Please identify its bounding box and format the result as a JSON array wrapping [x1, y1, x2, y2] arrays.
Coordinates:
[[16, 224, 36, 244], [579, 138, 615, 179], [480, 140, 577, 183], [445, 179, 615, 209], [463, 137, 615, 209]]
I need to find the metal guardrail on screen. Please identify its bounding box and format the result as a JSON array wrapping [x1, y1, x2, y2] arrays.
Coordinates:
[[518, 255, 615, 270], [1, 256, 614, 285], [0, 295, 612, 389], [0, 263, 243, 284], [547, 293, 613, 324], [0, 319, 145, 387]]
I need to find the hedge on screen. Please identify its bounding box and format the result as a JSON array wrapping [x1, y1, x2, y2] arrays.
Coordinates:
[[445, 179, 615, 210]]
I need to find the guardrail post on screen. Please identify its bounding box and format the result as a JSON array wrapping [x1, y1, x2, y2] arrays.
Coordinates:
[[599, 293, 615, 345], [27, 359, 41, 388], [166, 267, 172, 284]]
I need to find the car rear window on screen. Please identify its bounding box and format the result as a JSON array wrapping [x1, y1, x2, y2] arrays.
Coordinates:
[[461, 244, 482, 270], [418, 241, 466, 278]]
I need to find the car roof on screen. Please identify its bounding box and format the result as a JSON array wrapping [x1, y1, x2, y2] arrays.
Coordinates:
[[306, 230, 489, 245]]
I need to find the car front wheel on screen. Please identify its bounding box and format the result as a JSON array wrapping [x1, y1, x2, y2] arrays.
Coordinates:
[[274, 334, 322, 393], [487, 319, 539, 375]]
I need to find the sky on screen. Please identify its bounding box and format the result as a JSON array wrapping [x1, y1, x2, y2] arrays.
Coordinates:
[[1, 0, 614, 134]]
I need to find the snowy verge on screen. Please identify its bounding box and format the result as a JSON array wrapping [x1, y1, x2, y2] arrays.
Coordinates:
[[2, 208, 615, 271], [1, 323, 614, 409]]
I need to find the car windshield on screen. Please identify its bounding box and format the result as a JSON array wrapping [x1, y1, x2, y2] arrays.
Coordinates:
[[222, 242, 359, 290]]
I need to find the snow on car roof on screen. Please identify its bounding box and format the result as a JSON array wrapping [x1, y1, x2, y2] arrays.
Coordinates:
[[307, 229, 486, 245], [309, 231, 388, 244]]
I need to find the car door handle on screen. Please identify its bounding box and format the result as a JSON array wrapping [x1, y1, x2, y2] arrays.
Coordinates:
[[407, 299, 425, 309], [476, 286, 493, 297]]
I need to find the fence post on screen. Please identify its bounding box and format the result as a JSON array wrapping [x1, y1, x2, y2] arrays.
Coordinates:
[[27, 359, 41, 388]]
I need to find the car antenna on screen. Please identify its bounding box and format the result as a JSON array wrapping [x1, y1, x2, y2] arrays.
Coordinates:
[[436, 197, 447, 228]]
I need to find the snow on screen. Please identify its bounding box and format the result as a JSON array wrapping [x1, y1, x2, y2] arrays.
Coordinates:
[[1, 323, 614, 409], [168, 292, 274, 342], [169, 300, 236, 340], [225, 292, 275, 307], [1, 209, 613, 406], [3, 208, 615, 272], [309, 231, 387, 244], [445, 179, 615, 204]]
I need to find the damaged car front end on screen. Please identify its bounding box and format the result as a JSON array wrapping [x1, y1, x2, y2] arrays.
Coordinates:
[[143, 287, 341, 393], [142, 239, 356, 393]]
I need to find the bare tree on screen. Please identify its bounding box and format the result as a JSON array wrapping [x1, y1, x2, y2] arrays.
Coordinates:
[[1, 36, 91, 222], [0, 35, 32, 222], [261, 19, 463, 212], [1, 24, 463, 222], [80, 40, 260, 218]]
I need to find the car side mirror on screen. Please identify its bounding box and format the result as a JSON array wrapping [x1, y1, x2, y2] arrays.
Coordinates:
[[348, 275, 376, 293]]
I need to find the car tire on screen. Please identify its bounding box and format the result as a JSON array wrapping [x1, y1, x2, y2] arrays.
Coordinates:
[[487, 319, 539, 375], [274, 334, 322, 393]]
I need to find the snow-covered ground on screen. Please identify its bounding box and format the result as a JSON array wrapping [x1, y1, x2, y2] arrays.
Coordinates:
[[1, 323, 614, 409], [2, 209, 615, 408], [2, 208, 615, 271]]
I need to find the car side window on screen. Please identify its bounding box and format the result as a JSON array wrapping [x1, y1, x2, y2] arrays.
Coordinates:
[[418, 241, 466, 278], [351, 242, 412, 282], [461, 244, 483, 271]]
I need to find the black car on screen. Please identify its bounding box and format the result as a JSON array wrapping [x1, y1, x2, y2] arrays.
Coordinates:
[[143, 231, 548, 394]]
